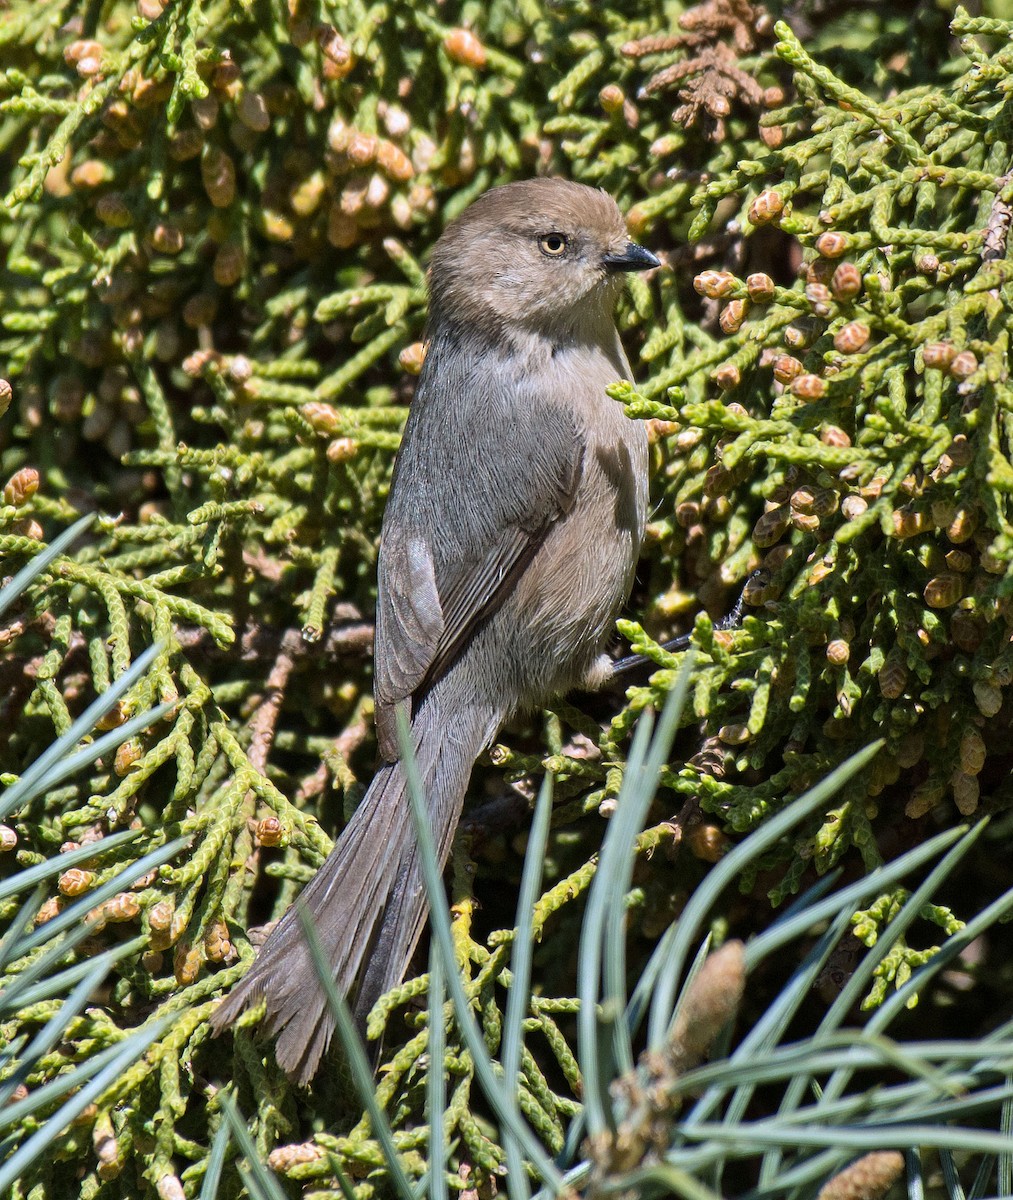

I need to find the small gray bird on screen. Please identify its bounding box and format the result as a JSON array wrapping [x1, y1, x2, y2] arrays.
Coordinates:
[[211, 178, 658, 1084]]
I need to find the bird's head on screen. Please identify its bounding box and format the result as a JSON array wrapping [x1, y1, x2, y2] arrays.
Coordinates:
[[427, 178, 659, 343]]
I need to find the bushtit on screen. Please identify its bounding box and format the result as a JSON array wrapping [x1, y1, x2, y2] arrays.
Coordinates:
[[211, 177, 659, 1084]]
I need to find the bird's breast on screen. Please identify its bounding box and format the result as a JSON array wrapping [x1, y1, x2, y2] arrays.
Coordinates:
[[503, 343, 648, 700]]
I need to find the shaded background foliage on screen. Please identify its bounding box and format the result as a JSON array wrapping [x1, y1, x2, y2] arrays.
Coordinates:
[[3, 0, 1013, 1196]]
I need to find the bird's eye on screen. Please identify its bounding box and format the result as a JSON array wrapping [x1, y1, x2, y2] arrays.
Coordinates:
[[539, 232, 568, 257]]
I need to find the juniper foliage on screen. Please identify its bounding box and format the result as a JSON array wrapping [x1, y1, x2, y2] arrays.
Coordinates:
[[2, 0, 1013, 1196]]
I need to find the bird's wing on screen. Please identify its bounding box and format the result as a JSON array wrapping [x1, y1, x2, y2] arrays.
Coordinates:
[[373, 403, 585, 761], [373, 531, 445, 711], [421, 462, 580, 692]]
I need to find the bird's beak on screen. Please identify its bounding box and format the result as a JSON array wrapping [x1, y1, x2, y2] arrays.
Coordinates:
[[602, 242, 661, 273]]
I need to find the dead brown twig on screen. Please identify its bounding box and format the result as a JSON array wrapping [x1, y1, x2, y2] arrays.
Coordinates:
[[623, 0, 775, 141]]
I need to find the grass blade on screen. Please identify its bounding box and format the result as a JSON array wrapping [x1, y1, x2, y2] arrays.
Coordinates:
[[0, 640, 169, 821], [0, 512, 94, 618], [0, 1014, 170, 1194], [646, 740, 883, 1049], [397, 707, 565, 1194], [501, 772, 554, 1200], [295, 904, 420, 1200], [427, 948, 449, 1200], [200, 1115, 231, 1200], [220, 1092, 289, 1200]]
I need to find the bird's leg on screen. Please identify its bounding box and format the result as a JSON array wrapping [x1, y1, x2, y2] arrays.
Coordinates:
[[609, 572, 757, 680]]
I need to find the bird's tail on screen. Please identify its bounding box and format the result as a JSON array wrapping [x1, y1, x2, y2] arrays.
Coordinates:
[[210, 676, 498, 1085]]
